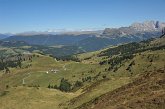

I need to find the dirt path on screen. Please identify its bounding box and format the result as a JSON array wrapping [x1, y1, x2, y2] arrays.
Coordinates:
[[22, 73, 31, 85], [63, 64, 67, 71]]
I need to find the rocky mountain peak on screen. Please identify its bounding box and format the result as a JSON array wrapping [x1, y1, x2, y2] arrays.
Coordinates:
[[130, 20, 165, 31], [101, 20, 165, 38]]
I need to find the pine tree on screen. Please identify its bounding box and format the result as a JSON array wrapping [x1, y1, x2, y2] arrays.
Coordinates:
[[74, 81, 83, 87], [48, 84, 51, 89], [54, 85, 58, 89], [59, 78, 72, 92]]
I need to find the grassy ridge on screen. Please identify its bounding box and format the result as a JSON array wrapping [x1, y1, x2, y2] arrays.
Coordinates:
[[0, 36, 165, 109]]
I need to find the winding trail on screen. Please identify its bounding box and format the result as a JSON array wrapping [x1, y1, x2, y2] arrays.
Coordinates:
[[22, 73, 31, 85], [63, 64, 67, 71], [23, 64, 69, 82]]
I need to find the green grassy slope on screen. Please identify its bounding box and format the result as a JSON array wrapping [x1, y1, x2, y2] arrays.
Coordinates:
[[77, 69, 165, 109], [0, 86, 79, 109], [0, 36, 165, 109]]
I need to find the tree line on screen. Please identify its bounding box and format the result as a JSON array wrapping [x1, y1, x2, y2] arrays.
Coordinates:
[[48, 78, 83, 92], [0, 54, 34, 73]]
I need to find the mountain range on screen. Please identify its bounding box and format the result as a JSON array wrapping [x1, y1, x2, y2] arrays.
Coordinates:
[[1, 33, 165, 109], [102, 20, 165, 38], [0, 33, 13, 40], [1, 21, 165, 52]]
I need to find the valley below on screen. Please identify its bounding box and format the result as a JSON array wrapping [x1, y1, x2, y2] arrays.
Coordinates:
[[0, 32, 165, 109], [1, 0, 165, 108]]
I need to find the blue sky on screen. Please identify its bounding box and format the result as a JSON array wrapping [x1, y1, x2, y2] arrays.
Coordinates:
[[0, 0, 164, 33]]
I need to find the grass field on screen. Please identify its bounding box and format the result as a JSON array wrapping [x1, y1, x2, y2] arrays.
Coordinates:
[[0, 86, 80, 109], [0, 54, 99, 88], [0, 36, 165, 109]]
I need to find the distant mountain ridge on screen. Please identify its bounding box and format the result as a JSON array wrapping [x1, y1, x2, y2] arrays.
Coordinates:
[[0, 40, 29, 47], [0, 33, 11, 40], [15, 30, 103, 36], [3, 34, 92, 46], [3, 20, 165, 52], [102, 20, 165, 38], [131, 20, 165, 31]]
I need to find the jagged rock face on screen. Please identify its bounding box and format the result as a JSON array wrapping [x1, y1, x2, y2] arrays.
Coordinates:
[[102, 27, 136, 38], [131, 21, 165, 31], [131, 21, 156, 31], [102, 28, 123, 37], [102, 21, 165, 38]]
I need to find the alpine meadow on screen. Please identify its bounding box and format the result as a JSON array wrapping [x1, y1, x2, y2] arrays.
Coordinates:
[[0, 0, 165, 109]]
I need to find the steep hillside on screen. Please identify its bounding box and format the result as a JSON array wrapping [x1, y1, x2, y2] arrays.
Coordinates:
[[76, 36, 144, 52], [65, 35, 165, 109], [0, 35, 165, 109], [0, 86, 79, 109], [77, 69, 165, 109], [76, 37, 114, 51]]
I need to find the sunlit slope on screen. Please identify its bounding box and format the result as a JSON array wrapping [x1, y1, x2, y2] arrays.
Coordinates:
[[0, 54, 97, 88], [0, 36, 165, 109], [77, 68, 165, 109], [64, 49, 165, 109], [0, 86, 79, 109], [65, 36, 165, 108]]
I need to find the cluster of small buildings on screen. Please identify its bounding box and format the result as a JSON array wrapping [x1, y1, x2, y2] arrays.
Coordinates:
[[46, 69, 59, 74]]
